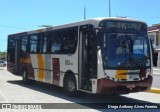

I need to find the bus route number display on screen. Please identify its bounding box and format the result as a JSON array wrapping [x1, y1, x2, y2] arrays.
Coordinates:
[[100, 21, 147, 32]]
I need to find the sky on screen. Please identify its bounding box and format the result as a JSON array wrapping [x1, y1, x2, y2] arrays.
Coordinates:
[[0, 0, 160, 51]]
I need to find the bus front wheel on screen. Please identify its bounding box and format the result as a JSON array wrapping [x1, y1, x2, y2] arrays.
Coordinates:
[[64, 75, 77, 97]]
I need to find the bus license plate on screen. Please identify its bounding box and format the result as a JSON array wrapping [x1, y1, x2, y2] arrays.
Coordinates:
[[127, 84, 135, 88]]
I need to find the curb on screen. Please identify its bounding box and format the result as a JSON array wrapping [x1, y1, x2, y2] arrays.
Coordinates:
[[147, 88, 160, 94]]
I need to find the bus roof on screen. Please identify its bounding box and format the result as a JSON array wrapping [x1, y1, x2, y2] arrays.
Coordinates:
[[45, 17, 147, 31], [9, 17, 147, 36]]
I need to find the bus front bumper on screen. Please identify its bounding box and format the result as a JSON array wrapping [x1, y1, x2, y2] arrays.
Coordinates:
[[97, 75, 152, 94]]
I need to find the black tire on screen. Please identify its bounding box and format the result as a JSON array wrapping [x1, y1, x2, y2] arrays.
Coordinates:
[[22, 69, 28, 83], [64, 75, 77, 97]]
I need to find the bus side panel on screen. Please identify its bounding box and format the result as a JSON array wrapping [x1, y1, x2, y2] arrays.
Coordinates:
[[51, 54, 78, 87], [17, 41, 78, 88], [44, 54, 52, 84], [29, 54, 53, 84], [30, 54, 44, 81], [20, 53, 34, 79]]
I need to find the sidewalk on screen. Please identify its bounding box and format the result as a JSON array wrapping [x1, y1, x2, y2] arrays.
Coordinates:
[[147, 67, 160, 94], [153, 67, 160, 75]]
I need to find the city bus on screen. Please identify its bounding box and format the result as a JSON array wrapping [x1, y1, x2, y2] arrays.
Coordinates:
[[7, 17, 153, 97]]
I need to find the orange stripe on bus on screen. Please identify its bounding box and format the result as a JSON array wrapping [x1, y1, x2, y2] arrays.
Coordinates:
[[37, 54, 44, 81], [115, 70, 127, 79]]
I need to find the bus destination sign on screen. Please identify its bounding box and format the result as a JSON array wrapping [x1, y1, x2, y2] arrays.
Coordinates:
[[100, 20, 147, 33]]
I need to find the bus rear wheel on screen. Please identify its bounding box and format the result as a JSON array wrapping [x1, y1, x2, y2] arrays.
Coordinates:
[[64, 75, 77, 97]]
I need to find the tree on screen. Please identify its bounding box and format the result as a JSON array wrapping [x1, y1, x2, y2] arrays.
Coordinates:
[[0, 50, 7, 60]]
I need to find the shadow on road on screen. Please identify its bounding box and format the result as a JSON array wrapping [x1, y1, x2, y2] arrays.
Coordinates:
[[7, 80, 159, 111]]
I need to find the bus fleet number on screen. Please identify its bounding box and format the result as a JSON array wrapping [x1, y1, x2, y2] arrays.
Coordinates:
[[65, 60, 73, 66]]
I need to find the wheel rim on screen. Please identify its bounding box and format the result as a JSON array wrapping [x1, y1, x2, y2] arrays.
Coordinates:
[[67, 79, 75, 92]]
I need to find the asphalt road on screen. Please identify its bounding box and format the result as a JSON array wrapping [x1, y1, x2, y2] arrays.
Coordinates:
[[0, 67, 160, 112]]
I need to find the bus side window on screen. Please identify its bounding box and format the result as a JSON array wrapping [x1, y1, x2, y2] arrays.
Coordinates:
[[43, 37, 47, 53], [39, 34, 48, 53], [62, 28, 78, 54], [30, 35, 38, 53], [21, 36, 28, 52], [51, 32, 61, 53]]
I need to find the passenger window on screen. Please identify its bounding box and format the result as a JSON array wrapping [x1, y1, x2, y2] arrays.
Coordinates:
[[49, 27, 78, 54], [40, 34, 48, 53], [21, 36, 28, 52], [51, 33, 61, 53], [8, 38, 15, 50], [43, 37, 47, 52], [30, 35, 38, 53], [62, 28, 78, 54]]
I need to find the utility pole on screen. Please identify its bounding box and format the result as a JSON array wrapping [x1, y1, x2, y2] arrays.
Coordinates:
[[84, 0, 86, 20], [109, 0, 111, 17]]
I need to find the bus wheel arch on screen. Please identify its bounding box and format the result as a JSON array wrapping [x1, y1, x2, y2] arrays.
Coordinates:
[[63, 70, 77, 97]]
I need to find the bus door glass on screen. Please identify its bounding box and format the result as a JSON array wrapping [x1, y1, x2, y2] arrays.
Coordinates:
[[79, 25, 96, 91]]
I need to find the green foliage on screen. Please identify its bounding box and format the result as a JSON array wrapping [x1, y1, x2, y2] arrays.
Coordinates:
[[0, 51, 7, 60]]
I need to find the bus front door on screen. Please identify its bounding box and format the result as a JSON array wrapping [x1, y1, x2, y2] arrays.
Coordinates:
[[79, 30, 94, 91]]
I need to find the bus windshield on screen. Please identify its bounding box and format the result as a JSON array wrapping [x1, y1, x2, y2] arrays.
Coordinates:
[[100, 32, 151, 70]]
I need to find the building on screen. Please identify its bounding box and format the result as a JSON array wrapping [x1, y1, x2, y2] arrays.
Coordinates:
[[148, 24, 160, 67]]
